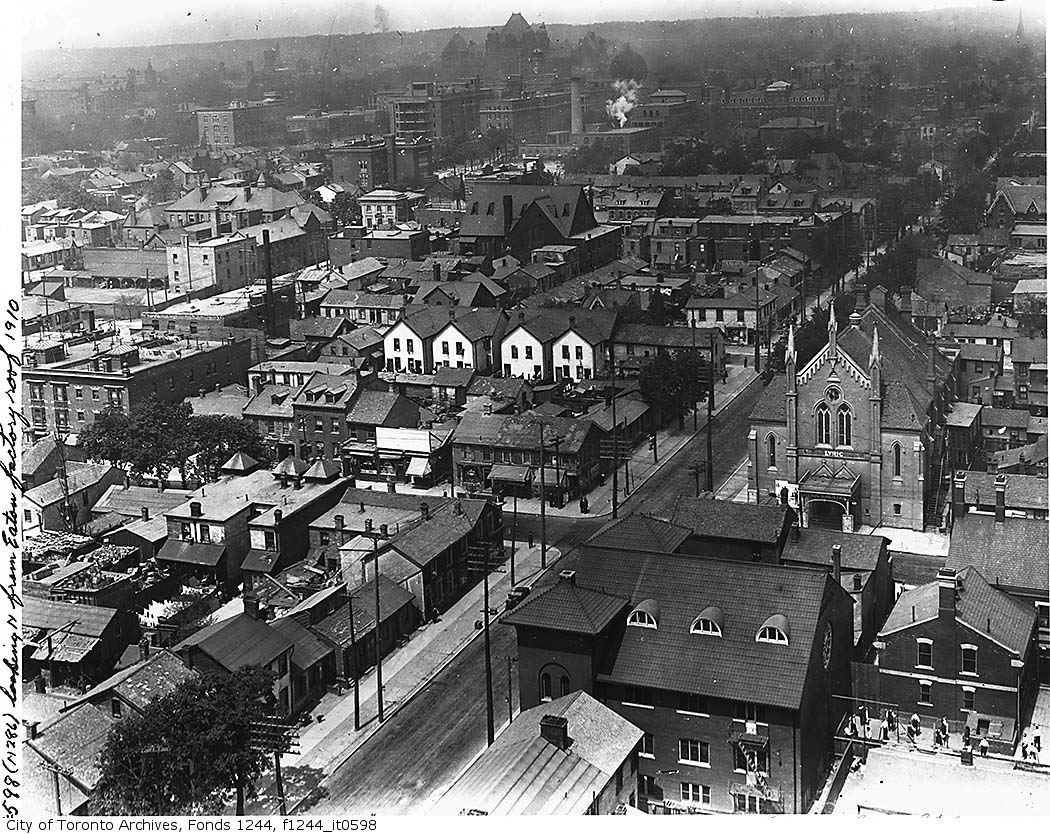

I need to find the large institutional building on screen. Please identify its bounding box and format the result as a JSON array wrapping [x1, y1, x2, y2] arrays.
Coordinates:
[[748, 291, 961, 531]]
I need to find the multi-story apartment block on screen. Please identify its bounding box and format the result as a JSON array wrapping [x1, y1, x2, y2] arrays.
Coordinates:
[[23, 336, 253, 441], [195, 100, 288, 148]]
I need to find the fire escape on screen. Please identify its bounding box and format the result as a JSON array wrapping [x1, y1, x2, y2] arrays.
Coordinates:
[[923, 422, 950, 529]]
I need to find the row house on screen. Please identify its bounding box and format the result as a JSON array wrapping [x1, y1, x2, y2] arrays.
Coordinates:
[[951, 471, 1048, 522], [612, 324, 726, 377], [1011, 338, 1047, 417], [500, 309, 617, 382], [452, 411, 603, 503], [356, 498, 504, 617], [319, 289, 406, 326]]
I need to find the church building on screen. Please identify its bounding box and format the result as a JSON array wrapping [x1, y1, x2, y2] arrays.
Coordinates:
[[748, 290, 962, 532]]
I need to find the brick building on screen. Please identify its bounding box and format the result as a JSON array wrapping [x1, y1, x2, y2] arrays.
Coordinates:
[[195, 100, 288, 148], [503, 549, 854, 814]]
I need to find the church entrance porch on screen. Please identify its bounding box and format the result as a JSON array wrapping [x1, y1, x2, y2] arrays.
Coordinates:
[[798, 468, 861, 532]]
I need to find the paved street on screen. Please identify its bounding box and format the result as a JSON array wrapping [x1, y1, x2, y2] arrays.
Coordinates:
[[286, 373, 767, 814]]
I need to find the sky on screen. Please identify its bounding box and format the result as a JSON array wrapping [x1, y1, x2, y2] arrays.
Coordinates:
[[20, 0, 1041, 53]]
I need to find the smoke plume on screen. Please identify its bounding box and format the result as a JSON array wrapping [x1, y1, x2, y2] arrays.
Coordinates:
[[605, 79, 639, 128], [374, 5, 391, 32]]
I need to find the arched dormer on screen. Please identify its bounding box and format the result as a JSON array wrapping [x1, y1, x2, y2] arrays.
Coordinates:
[[756, 614, 790, 645], [690, 606, 723, 636], [627, 599, 660, 629]]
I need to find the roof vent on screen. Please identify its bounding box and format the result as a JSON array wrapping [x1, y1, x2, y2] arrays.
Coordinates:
[[559, 570, 576, 584], [539, 715, 570, 750]]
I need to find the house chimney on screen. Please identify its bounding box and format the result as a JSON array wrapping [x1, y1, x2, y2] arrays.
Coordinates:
[[539, 714, 570, 750], [994, 474, 1007, 522], [853, 573, 863, 591], [559, 569, 576, 584], [791, 522, 800, 542], [518, 311, 525, 323], [189, 501, 202, 517], [433, 262, 441, 282], [927, 339, 937, 388], [951, 472, 967, 523], [274, 509, 283, 524], [379, 523, 389, 537], [455, 500, 463, 515], [568, 315, 576, 328], [937, 567, 957, 618], [243, 185, 252, 202], [570, 77, 584, 135], [211, 206, 220, 237], [141, 507, 150, 521], [139, 637, 150, 662], [870, 285, 886, 310], [198, 185, 207, 201], [26, 721, 39, 740], [421, 501, 430, 520], [831, 544, 842, 584], [293, 475, 303, 490], [365, 518, 373, 533], [243, 594, 260, 619], [335, 514, 345, 529], [359, 501, 366, 513]]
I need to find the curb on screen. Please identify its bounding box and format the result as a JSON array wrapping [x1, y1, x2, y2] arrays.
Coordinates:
[[284, 548, 564, 815]]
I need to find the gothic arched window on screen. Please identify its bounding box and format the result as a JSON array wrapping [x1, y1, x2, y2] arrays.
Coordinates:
[[837, 406, 853, 447], [815, 404, 831, 446], [766, 434, 777, 467], [893, 443, 902, 477]]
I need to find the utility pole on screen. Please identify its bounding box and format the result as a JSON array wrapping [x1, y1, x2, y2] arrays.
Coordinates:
[[707, 334, 716, 492], [691, 322, 698, 431], [468, 533, 498, 746], [509, 492, 517, 587], [754, 263, 761, 374], [346, 587, 360, 730], [609, 343, 619, 520], [506, 656, 515, 724], [538, 421, 547, 569], [371, 534, 384, 724]]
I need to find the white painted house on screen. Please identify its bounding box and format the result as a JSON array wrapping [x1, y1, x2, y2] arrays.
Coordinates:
[[383, 308, 455, 374], [432, 309, 506, 373], [499, 310, 616, 382]]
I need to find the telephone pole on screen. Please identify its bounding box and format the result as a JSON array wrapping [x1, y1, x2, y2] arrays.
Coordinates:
[[754, 264, 761, 374]]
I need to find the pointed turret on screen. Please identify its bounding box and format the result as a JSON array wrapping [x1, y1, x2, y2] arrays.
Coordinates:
[[828, 303, 837, 358], [786, 323, 797, 395], [869, 325, 880, 369], [869, 325, 883, 454]]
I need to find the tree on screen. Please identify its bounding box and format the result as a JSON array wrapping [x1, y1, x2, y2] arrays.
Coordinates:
[[125, 397, 195, 485], [80, 407, 134, 470], [639, 353, 682, 418], [562, 140, 620, 175], [189, 415, 271, 483], [938, 175, 991, 236], [94, 667, 276, 815], [147, 169, 178, 204]]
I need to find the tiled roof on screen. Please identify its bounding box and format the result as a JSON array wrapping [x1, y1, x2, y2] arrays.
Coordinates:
[[166, 185, 303, 215], [880, 566, 1036, 656], [25, 463, 119, 508], [503, 580, 628, 635], [960, 472, 1049, 511], [584, 513, 691, 553], [386, 499, 486, 567], [346, 390, 413, 426], [66, 649, 194, 713], [574, 549, 837, 710], [946, 514, 1049, 593], [781, 528, 887, 571], [436, 691, 642, 815], [28, 704, 116, 797], [657, 497, 789, 545], [175, 612, 293, 671], [270, 616, 334, 670], [320, 290, 406, 310]]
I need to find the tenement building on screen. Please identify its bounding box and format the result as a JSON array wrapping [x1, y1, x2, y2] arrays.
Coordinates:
[[748, 292, 960, 531]]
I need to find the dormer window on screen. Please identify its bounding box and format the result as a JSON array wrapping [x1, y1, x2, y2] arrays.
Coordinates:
[[756, 614, 790, 645], [628, 599, 659, 629], [690, 606, 723, 636]]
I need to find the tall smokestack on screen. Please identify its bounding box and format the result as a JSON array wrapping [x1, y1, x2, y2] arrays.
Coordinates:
[[262, 228, 275, 337], [570, 77, 583, 136]]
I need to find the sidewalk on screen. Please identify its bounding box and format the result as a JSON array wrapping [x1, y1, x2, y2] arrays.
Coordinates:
[[714, 458, 750, 502], [240, 541, 562, 814], [507, 363, 759, 519]]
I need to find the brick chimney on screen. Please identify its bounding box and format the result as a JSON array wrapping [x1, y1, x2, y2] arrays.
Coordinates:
[[139, 637, 150, 662], [433, 262, 441, 282], [539, 714, 569, 750], [335, 514, 345, 530], [994, 474, 1007, 522], [420, 501, 430, 521], [937, 567, 957, 619], [141, 507, 150, 521], [189, 501, 202, 517], [951, 472, 967, 523], [503, 195, 514, 235], [831, 544, 842, 584], [870, 285, 886, 310]]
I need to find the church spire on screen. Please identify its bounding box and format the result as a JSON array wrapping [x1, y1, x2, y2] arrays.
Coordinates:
[[786, 323, 796, 366], [869, 325, 880, 369], [1016, 8, 1024, 39], [828, 302, 837, 357]]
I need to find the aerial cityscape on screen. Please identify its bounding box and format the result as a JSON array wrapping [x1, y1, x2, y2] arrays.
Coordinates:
[[15, 0, 1049, 818]]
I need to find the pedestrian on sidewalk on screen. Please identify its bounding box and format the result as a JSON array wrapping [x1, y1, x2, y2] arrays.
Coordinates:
[[527, 531, 534, 548], [1034, 725, 1042, 752], [980, 736, 989, 757]]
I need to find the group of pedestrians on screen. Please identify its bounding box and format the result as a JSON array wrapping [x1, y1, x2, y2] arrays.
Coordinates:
[[1020, 724, 1043, 763]]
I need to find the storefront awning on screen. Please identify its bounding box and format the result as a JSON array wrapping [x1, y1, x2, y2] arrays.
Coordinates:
[[488, 464, 533, 483], [538, 467, 568, 486], [156, 539, 226, 567], [406, 457, 431, 477]]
